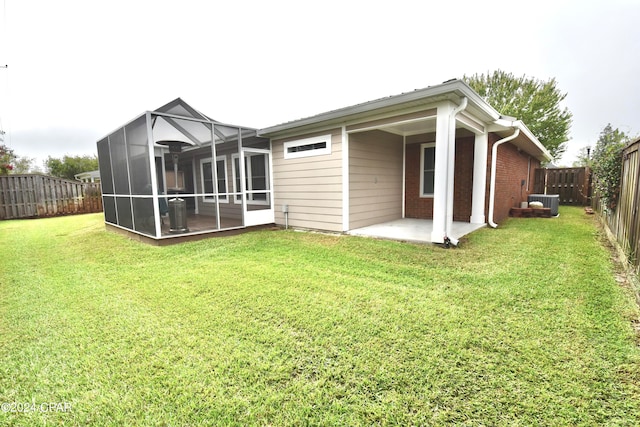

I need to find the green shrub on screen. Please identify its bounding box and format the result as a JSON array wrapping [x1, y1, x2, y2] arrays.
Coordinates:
[[591, 124, 628, 209]]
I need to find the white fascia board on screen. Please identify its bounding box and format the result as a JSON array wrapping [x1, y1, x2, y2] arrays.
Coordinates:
[[490, 118, 516, 129], [489, 119, 552, 162], [515, 121, 552, 161], [259, 79, 500, 137]]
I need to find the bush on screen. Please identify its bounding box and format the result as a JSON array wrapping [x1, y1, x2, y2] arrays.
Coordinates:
[[591, 124, 628, 210]]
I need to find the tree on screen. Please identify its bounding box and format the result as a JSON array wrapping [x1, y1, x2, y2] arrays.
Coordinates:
[[0, 144, 16, 175], [45, 154, 99, 181], [463, 70, 573, 161], [12, 156, 40, 174], [591, 124, 629, 209]]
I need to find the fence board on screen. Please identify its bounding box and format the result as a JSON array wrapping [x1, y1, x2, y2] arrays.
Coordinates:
[[594, 137, 640, 273], [0, 174, 102, 220], [533, 167, 591, 205]]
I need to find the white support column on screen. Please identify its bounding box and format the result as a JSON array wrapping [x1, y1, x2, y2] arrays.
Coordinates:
[[470, 132, 488, 224], [445, 106, 459, 239], [402, 135, 406, 219], [342, 126, 350, 232], [431, 102, 455, 243]]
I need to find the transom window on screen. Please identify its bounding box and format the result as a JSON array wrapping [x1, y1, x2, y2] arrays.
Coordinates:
[[420, 143, 436, 197], [284, 134, 331, 159]]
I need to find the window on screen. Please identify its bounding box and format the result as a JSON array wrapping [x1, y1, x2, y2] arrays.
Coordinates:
[[200, 156, 227, 203], [232, 153, 269, 204], [284, 134, 331, 159], [420, 143, 436, 197], [233, 156, 241, 202], [248, 153, 268, 201], [288, 141, 326, 153]]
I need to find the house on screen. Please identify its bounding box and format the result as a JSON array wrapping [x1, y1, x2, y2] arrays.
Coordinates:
[[96, 79, 550, 244], [74, 170, 101, 183]]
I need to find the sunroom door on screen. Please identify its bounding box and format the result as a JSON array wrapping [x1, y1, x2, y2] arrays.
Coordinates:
[[242, 148, 274, 226]]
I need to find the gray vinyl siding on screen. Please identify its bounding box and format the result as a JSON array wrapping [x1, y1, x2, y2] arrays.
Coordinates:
[[272, 128, 343, 232], [349, 130, 403, 229]]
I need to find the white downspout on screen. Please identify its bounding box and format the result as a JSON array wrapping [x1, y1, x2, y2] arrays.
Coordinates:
[[488, 127, 520, 228], [444, 97, 468, 246]]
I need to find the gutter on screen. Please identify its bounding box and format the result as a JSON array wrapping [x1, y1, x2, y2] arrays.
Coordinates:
[[488, 126, 521, 228], [444, 97, 468, 246]]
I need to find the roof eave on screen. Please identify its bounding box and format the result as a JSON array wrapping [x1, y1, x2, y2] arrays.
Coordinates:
[[259, 79, 501, 137], [490, 119, 552, 162]]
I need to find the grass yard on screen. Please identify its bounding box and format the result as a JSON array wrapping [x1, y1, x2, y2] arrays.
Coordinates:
[[1, 207, 640, 426]]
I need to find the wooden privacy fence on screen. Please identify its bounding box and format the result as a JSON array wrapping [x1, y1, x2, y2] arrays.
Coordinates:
[[0, 174, 102, 220], [595, 138, 640, 271], [533, 167, 591, 205]]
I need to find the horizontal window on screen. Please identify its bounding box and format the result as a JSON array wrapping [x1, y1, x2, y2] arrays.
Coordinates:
[[284, 134, 331, 159], [288, 141, 326, 153]]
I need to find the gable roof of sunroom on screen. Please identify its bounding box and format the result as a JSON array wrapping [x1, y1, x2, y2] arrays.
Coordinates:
[[258, 79, 552, 162], [150, 98, 260, 147]]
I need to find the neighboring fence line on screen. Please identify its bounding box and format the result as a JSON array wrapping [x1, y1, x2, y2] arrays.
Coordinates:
[[533, 167, 591, 206], [0, 174, 102, 220], [594, 137, 640, 273]]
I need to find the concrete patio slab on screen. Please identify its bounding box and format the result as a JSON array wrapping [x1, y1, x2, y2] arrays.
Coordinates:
[[347, 218, 486, 244]]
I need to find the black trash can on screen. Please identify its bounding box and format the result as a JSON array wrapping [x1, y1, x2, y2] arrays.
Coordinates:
[[168, 198, 189, 233]]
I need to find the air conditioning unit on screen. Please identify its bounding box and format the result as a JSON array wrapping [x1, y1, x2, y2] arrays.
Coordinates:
[[527, 194, 559, 216]]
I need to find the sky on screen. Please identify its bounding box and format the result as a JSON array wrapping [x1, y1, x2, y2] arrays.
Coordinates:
[[0, 0, 638, 169]]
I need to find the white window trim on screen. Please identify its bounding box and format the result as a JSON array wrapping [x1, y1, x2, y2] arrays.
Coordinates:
[[420, 142, 436, 198], [231, 154, 241, 203], [283, 134, 332, 159], [200, 156, 228, 204], [232, 153, 270, 205]]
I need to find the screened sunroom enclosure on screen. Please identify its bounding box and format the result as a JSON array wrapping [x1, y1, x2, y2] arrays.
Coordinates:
[[97, 99, 273, 240]]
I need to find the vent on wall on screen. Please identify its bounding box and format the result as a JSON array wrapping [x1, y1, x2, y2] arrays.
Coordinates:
[[528, 194, 559, 216]]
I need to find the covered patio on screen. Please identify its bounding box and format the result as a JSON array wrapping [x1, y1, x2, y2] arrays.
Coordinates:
[[347, 218, 485, 244], [345, 96, 491, 245]]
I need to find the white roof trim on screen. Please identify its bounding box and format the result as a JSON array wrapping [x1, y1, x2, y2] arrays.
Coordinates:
[[490, 119, 552, 162], [515, 121, 553, 162], [258, 79, 551, 162], [259, 79, 501, 136]]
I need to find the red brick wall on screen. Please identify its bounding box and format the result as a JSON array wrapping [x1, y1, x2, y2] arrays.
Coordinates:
[[405, 142, 433, 218], [404, 137, 474, 220], [453, 137, 474, 221], [404, 133, 541, 224], [488, 133, 541, 223]]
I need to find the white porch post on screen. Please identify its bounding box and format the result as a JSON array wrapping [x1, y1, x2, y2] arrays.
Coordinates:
[[470, 132, 488, 224], [342, 126, 350, 232], [431, 102, 455, 243]]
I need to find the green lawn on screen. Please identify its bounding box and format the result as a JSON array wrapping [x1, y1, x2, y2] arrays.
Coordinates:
[[1, 207, 639, 426]]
